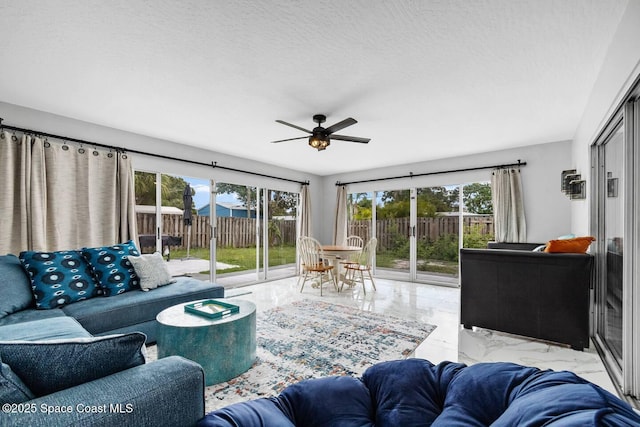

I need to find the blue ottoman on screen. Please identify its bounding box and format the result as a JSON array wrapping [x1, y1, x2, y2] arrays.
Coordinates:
[[157, 299, 256, 386]]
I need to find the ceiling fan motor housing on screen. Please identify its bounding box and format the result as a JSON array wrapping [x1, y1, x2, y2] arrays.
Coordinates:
[[312, 114, 326, 124]]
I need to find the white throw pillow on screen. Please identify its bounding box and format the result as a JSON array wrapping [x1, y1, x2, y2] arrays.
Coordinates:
[[127, 253, 175, 291]]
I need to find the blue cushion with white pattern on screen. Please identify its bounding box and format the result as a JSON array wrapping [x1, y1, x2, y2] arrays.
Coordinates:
[[81, 240, 140, 296], [19, 250, 101, 309]]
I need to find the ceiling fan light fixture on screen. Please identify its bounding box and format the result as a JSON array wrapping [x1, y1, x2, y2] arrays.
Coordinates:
[[309, 135, 329, 151]]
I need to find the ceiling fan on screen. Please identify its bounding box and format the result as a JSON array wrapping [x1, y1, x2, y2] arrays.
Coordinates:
[[271, 114, 370, 151]]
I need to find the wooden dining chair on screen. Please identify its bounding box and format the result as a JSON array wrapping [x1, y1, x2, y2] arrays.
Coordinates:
[[298, 236, 336, 296], [342, 237, 377, 294], [346, 235, 364, 249], [335, 235, 364, 265]]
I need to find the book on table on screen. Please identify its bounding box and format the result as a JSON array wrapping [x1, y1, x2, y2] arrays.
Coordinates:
[[184, 300, 239, 319]]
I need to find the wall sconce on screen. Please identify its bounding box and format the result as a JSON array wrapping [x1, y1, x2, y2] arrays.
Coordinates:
[[561, 169, 586, 200]]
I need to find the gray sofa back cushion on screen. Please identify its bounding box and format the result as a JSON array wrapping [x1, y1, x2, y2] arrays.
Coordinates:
[[0, 255, 34, 317], [0, 332, 146, 396]]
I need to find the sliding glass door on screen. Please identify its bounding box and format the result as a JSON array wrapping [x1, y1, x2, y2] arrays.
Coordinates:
[[134, 172, 213, 278], [347, 182, 494, 286], [375, 190, 411, 280], [599, 122, 624, 367], [592, 95, 640, 400], [263, 189, 298, 280], [214, 183, 259, 286], [134, 173, 299, 287], [415, 185, 459, 284]]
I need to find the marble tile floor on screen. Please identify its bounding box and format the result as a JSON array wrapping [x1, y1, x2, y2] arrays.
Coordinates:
[[225, 275, 618, 396]]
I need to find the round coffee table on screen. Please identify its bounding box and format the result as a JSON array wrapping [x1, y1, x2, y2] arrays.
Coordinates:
[[156, 299, 256, 386]]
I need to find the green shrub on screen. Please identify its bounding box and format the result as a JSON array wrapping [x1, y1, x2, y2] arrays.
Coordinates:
[[463, 224, 494, 249]]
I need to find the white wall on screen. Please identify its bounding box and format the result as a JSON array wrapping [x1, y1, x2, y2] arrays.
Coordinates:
[[572, 0, 640, 234], [317, 140, 573, 245], [0, 101, 324, 236], [8, 0, 640, 247]]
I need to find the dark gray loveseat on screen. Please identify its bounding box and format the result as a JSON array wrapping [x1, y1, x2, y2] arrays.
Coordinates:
[[460, 242, 593, 350]]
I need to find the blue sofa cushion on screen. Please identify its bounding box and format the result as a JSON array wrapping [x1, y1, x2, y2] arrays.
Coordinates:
[[0, 332, 146, 396], [18, 250, 100, 309], [362, 358, 464, 425], [280, 375, 373, 426], [0, 255, 34, 317], [0, 317, 91, 341], [61, 276, 224, 336], [0, 358, 35, 404], [0, 307, 67, 327], [81, 240, 140, 296], [198, 359, 640, 427]]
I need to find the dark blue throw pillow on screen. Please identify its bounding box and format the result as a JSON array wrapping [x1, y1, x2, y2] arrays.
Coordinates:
[[81, 240, 140, 296], [0, 357, 35, 404], [19, 250, 101, 309], [0, 332, 146, 397]]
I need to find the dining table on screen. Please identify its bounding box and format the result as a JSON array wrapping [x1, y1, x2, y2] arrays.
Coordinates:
[[320, 245, 362, 288]]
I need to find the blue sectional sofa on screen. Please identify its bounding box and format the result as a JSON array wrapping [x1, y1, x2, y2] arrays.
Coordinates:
[[0, 253, 225, 426], [0, 253, 224, 342], [199, 358, 640, 426]]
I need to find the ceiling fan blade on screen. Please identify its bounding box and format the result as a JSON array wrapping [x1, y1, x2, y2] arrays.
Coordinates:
[[324, 118, 357, 135], [330, 134, 370, 144], [275, 120, 312, 134], [270, 136, 309, 143]]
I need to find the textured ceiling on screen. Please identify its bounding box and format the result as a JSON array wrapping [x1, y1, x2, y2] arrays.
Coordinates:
[[0, 0, 628, 175]]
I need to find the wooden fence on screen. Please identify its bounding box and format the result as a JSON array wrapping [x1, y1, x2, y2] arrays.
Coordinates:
[[136, 214, 297, 249], [137, 213, 492, 250], [349, 216, 494, 251]]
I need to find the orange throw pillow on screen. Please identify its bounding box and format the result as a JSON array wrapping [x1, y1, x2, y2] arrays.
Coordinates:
[[544, 236, 595, 253]]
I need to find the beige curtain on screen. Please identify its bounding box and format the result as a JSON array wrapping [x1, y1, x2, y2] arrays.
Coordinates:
[[0, 131, 138, 254], [333, 185, 348, 245], [298, 184, 312, 238], [491, 167, 526, 243]]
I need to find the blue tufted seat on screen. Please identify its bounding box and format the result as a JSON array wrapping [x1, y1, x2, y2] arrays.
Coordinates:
[[198, 359, 640, 426]]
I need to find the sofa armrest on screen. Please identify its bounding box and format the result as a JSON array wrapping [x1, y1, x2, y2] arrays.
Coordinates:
[[486, 242, 545, 251], [3, 356, 205, 427]]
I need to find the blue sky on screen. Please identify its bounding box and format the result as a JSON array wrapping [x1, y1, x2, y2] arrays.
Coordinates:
[[184, 177, 240, 210]]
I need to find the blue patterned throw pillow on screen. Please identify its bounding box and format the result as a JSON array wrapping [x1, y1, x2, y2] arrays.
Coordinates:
[[81, 240, 140, 296], [19, 250, 101, 309]]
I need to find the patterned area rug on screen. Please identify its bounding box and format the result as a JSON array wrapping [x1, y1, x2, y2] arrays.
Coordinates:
[[147, 299, 435, 412]]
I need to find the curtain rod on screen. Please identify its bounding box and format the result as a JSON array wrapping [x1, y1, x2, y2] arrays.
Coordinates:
[[0, 119, 309, 186], [335, 159, 526, 186]]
